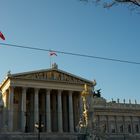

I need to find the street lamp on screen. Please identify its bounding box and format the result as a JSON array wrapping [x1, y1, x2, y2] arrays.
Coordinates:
[[35, 114, 44, 140]]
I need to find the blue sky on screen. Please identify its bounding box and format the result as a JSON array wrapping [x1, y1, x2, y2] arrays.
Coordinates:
[[0, 0, 140, 103]]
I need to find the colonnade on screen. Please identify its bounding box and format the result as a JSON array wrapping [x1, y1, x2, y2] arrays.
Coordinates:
[[6, 86, 80, 133]]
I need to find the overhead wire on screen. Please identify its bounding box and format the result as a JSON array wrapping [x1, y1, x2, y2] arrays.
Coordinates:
[[0, 42, 140, 65]]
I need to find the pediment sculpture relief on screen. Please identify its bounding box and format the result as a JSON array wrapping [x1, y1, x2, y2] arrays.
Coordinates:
[[15, 71, 85, 84]]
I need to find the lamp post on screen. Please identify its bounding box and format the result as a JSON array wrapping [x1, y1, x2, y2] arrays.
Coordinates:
[[35, 114, 44, 140]]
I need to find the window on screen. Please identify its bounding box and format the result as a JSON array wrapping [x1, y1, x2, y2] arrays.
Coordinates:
[[111, 124, 115, 133], [135, 124, 139, 133], [104, 124, 107, 132], [120, 125, 123, 133], [102, 124, 107, 133], [111, 128, 115, 133], [128, 124, 131, 133]]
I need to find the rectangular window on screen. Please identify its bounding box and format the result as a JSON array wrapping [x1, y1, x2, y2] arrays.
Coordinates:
[[111, 124, 115, 133], [135, 124, 139, 133], [128, 124, 131, 133], [120, 125, 123, 133]]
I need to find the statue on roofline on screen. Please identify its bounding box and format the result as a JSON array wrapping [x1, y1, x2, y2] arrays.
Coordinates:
[[93, 89, 101, 98]]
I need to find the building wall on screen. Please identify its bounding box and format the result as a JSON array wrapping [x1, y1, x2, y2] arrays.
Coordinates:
[[90, 96, 140, 140], [1, 68, 140, 140]]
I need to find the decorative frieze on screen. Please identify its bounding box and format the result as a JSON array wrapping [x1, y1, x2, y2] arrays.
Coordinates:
[[13, 70, 89, 84]]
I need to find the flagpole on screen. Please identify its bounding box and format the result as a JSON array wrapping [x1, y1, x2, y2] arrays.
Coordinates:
[[49, 51, 57, 68], [50, 55, 52, 68]]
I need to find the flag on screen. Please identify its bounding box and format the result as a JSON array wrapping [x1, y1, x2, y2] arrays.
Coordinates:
[[50, 51, 57, 56], [0, 31, 5, 40]]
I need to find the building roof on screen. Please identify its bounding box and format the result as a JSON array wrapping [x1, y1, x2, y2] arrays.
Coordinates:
[[0, 65, 94, 90]]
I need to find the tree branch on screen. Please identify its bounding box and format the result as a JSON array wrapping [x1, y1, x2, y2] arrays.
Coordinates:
[[80, 0, 140, 8], [115, 0, 140, 7]]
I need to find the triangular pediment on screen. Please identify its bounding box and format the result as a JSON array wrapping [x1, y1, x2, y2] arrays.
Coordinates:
[[11, 68, 93, 85]]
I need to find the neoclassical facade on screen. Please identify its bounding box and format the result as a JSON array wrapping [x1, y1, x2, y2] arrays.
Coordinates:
[[0, 64, 93, 134], [90, 96, 140, 140], [1, 65, 140, 140]]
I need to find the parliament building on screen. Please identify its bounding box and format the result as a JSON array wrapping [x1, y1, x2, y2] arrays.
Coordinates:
[[0, 64, 140, 140]]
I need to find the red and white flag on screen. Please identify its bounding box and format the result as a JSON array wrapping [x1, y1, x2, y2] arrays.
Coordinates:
[[0, 31, 5, 40], [49, 51, 57, 56]]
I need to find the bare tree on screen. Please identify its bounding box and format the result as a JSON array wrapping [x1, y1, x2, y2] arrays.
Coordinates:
[[80, 0, 140, 10]]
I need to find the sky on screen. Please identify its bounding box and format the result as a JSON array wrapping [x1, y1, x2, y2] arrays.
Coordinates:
[[0, 0, 140, 103]]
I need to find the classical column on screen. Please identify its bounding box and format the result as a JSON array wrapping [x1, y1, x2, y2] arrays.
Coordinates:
[[63, 94, 68, 132], [79, 96, 83, 120], [34, 88, 39, 132], [58, 90, 63, 132], [69, 91, 74, 132], [8, 86, 14, 131], [21, 87, 27, 132], [46, 89, 51, 132]]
